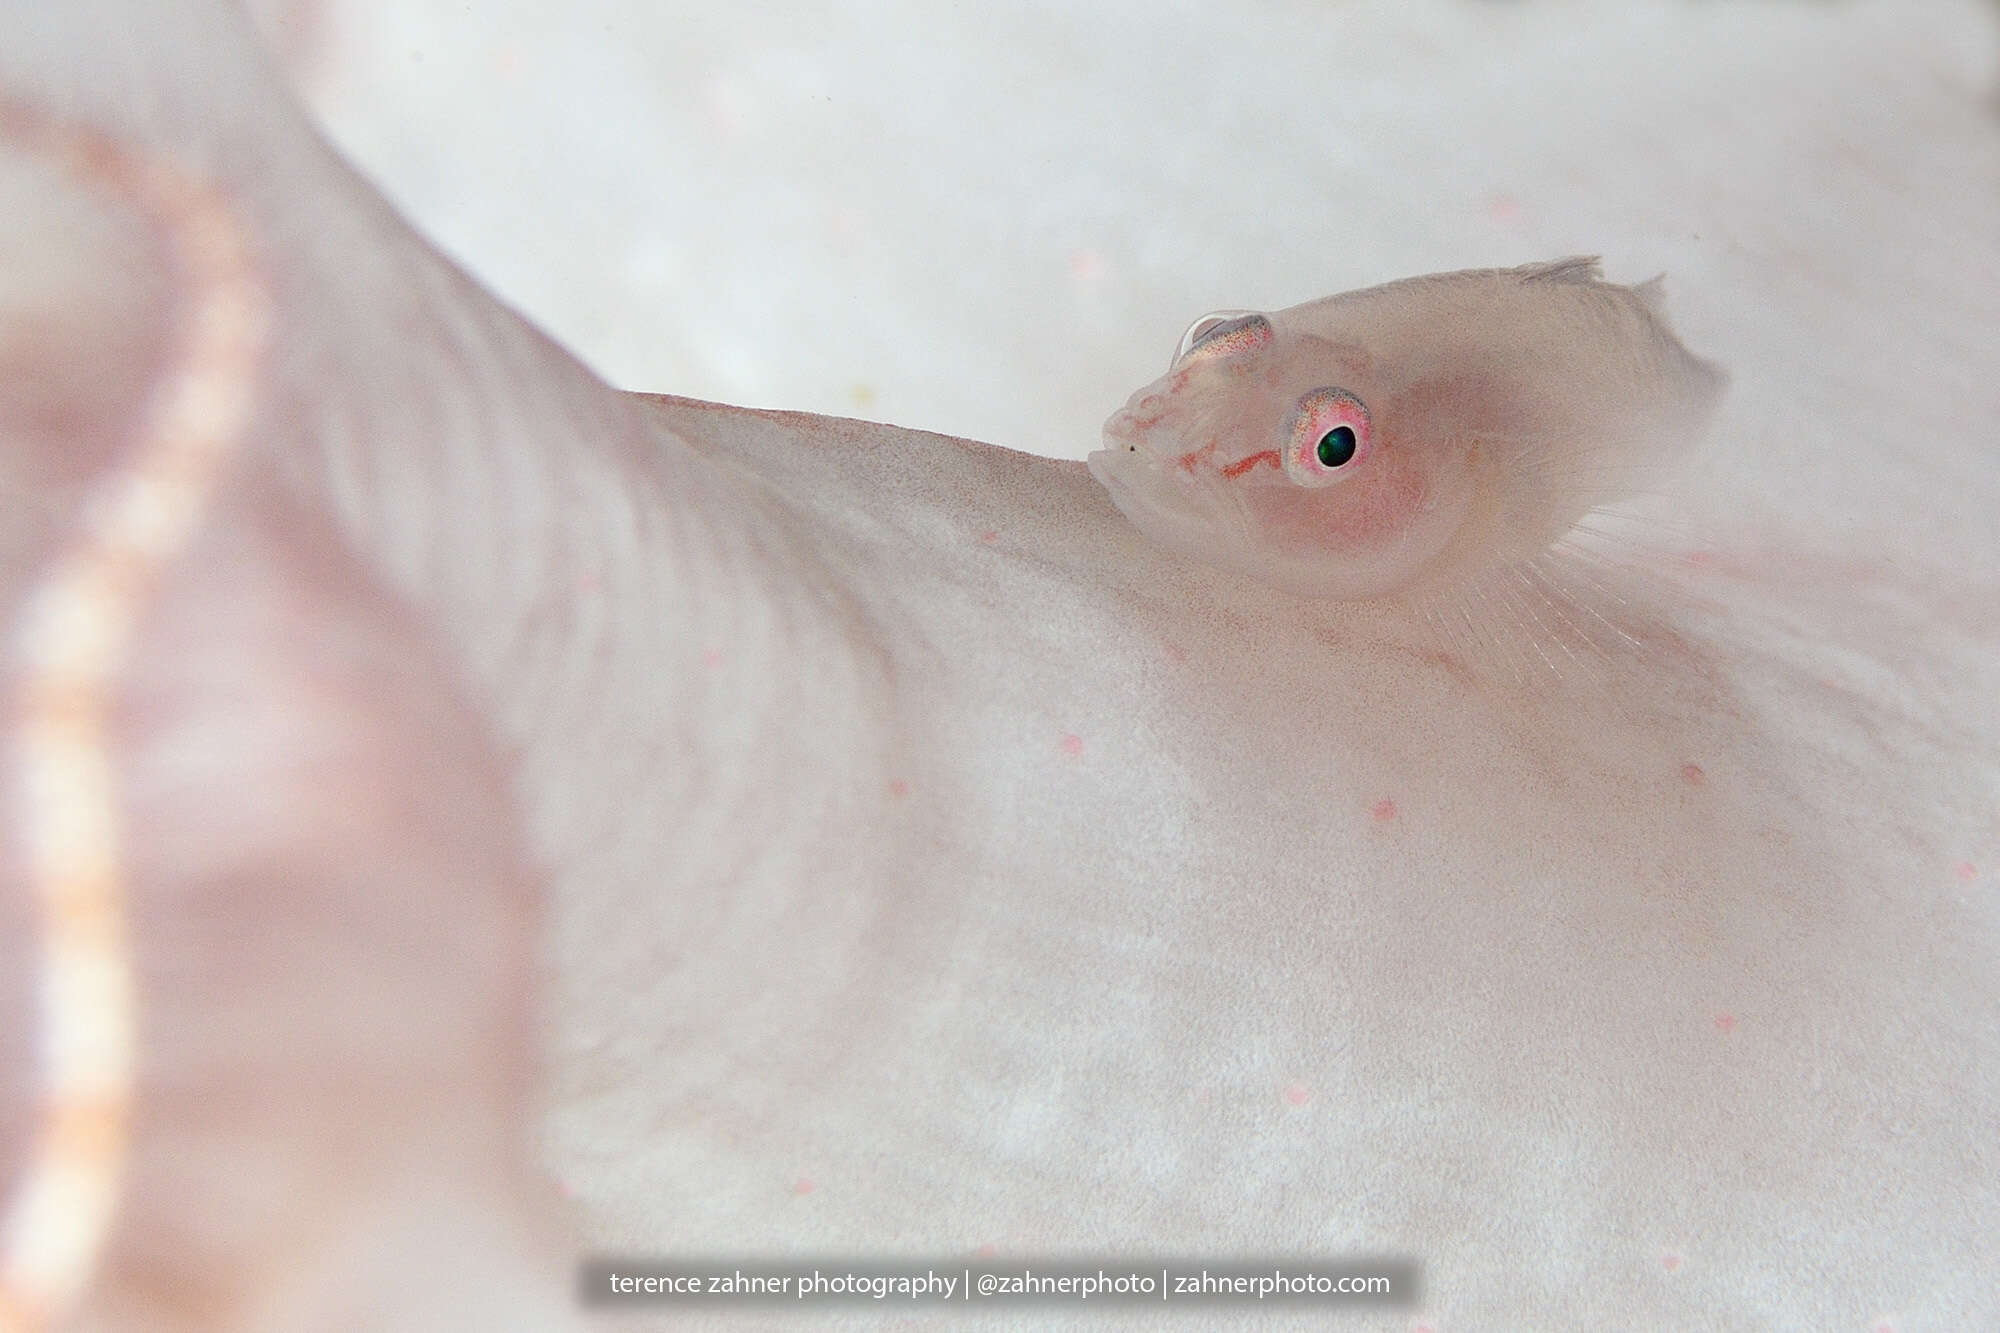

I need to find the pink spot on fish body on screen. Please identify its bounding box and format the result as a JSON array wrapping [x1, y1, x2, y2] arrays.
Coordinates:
[[1128, 394, 1169, 429], [1681, 762, 1706, 787], [1219, 449, 1281, 479], [887, 779, 909, 798], [1661, 1251, 1682, 1272], [1713, 1014, 1737, 1034], [1486, 193, 1520, 220], [1953, 860, 1976, 882], [701, 646, 723, 669], [791, 1177, 815, 1196], [1283, 1082, 1310, 1106], [977, 529, 998, 543], [1068, 249, 1105, 281], [1175, 440, 1217, 474], [1059, 733, 1084, 758], [1370, 797, 1398, 822], [973, 1242, 998, 1259]]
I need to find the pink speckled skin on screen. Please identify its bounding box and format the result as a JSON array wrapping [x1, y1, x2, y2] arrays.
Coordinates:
[[3, 3, 1999, 1332]]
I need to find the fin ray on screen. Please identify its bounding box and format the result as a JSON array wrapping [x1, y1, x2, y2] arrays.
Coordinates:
[[1518, 255, 1604, 285]]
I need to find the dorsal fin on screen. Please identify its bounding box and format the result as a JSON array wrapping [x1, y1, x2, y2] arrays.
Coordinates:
[[1631, 273, 1669, 312], [1519, 256, 1603, 285]]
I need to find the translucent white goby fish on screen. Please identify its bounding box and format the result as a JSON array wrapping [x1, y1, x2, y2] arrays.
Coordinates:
[[1089, 258, 1727, 601]]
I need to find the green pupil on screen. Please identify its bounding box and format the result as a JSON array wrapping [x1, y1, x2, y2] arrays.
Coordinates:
[[1317, 425, 1357, 468]]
